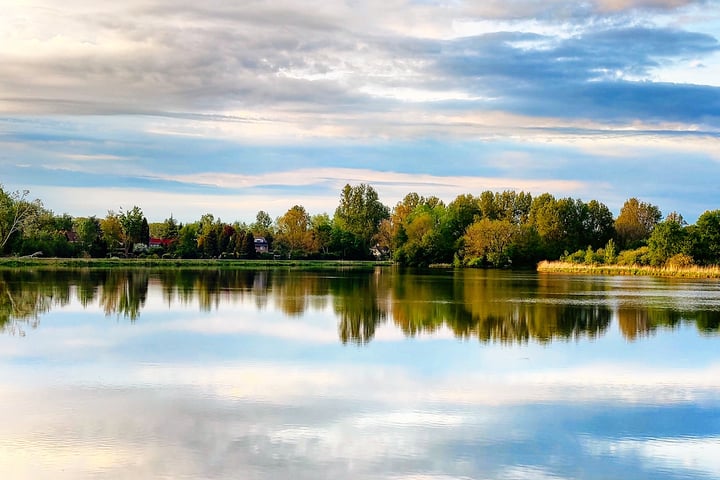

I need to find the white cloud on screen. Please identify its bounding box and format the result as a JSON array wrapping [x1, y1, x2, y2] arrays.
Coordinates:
[[584, 436, 720, 478]]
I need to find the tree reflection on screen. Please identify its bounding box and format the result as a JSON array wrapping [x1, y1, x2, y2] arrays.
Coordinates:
[[1, 268, 717, 343], [617, 306, 718, 340], [331, 271, 387, 345], [99, 270, 149, 321], [0, 269, 86, 335]]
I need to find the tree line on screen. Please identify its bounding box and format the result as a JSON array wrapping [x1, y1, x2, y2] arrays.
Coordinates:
[[1, 183, 719, 267]]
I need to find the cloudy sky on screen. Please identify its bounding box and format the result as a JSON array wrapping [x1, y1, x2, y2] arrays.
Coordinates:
[[1, 0, 719, 223]]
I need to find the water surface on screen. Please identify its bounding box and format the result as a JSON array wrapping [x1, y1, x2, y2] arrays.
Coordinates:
[[1, 268, 719, 479]]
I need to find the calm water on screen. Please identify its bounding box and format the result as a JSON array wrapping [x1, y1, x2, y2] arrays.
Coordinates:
[[1, 268, 719, 479]]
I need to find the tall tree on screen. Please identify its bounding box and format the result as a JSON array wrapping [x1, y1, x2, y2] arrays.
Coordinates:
[[140, 217, 150, 246], [252, 210, 273, 235], [101, 211, 124, 253], [0, 187, 42, 252], [584, 200, 615, 248], [462, 218, 520, 267], [647, 216, 688, 266], [692, 209, 720, 265], [73, 216, 104, 257], [309, 213, 333, 256], [334, 184, 389, 255], [528, 193, 562, 258], [444, 193, 480, 240], [276, 205, 311, 258], [118, 206, 145, 255], [614, 198, 662, 249]]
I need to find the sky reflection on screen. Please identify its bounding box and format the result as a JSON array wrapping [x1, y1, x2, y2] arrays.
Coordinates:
[[0, 269, 719, 479]]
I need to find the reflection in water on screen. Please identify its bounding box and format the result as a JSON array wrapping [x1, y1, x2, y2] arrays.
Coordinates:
[[1, 268, 719, 343], [2, 268, 720, 480]]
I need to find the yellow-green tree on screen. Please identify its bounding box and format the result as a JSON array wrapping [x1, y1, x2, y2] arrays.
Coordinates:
[[276, 205, 311, 258], [462, 218, 520, 267], [614, 198, 661, 249]]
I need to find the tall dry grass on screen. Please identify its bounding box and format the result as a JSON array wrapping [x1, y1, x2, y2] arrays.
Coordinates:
[[537, 260, 720, 278]]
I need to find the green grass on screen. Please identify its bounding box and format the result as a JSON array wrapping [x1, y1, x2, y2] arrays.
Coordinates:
[[0, 257, 393, 270], [537, 260, 720, 278]]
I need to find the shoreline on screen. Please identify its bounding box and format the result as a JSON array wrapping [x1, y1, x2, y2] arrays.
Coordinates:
[[0, 257, 392, 270], [537, 260, 720, 279]]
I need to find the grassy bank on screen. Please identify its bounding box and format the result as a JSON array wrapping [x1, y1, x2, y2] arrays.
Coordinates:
[[0, 257, 392, 270], [537, 260, 720, 278]]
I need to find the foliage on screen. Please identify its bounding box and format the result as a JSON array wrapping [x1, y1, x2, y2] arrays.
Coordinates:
[[276, 205, 312, 258], [614, 198, 662, 249], [4, 183, 720, 271], [604, 239, 617, 264], [462, 218, 519, 267], [0, 187, 43, 253], [616, 246, 650, 266], [118, 206, 146, 256], [334, 183, 389, 253], [692, 209, 720, 265], [647, 217, 688, 266], [666, 253, 694, 269]]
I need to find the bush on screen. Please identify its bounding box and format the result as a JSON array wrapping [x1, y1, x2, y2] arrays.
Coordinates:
[[616, 246, 650, 266], [666, 253, 694, 268], [562, 249, 586, 264]]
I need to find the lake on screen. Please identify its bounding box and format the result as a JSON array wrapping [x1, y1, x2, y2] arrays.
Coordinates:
[[1, 267, 719, 479]]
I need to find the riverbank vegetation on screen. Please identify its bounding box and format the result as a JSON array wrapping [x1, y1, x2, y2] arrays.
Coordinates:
[[538, 261, 720, 278], [1, 183, 719, 271], [0, 257, 389, 270]]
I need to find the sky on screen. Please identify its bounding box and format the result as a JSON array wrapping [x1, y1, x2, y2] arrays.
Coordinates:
[[1, 0, 719, 224]]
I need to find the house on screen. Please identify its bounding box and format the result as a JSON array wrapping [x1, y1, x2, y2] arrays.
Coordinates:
[[61, 231, 79, 243], [254, 237, 269, 254], [149, 237, 175, 249]]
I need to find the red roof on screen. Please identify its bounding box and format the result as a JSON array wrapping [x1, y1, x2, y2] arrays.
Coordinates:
[[149, 237, 174, 247]]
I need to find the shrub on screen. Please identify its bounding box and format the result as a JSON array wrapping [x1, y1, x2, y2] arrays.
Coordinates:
[[666, 253, 694, 269], [616, 246, 650, 266]]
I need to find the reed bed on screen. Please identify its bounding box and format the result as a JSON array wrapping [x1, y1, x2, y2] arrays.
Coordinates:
[[537, 260, 720, 278]]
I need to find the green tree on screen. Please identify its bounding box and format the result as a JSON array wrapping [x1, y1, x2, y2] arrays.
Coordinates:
[[0, 187, 42, 253], [528, 193, 562, 258], [251, 210, 274, 250], [604, 239, 617, 264], [252, 210, 273, 235], [647, 216, 688, 266], [334, 184, 389, 257], [495, 190, 532, 224], [692, 209, 720, 265], [73, 216, 105, 257], [118, 206, 145, 255], [310, 213, 333, 256], [478, 190, 499, 220], [175, 223, 200, 258], [140, 218, 150, 246], [394, 201, 449, 266], [444, 193, 480, 240], [556, 197, 588, 253], [584, 200, 615, 248], [241, 230, 257, 259]]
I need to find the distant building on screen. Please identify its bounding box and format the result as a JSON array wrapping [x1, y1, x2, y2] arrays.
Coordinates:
[[254, 237, 269, 253], [61, 231, 79, 243], [149, 237, 175, 248]]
